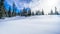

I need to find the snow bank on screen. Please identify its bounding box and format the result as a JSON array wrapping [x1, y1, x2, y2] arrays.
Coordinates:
[[0, 15, 60, 34]]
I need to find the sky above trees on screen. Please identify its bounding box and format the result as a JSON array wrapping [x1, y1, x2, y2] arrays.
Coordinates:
[[4, 0, 60, 14]]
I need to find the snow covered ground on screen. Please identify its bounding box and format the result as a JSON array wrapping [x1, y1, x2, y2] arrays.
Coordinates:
[[0, 15, 60, 34]]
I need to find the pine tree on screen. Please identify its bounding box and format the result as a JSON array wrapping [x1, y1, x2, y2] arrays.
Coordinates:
[[31, 12, 34, 16], [42, 9, 44, 15], [27, 9, 31, 16], [17, 11, 21, 16], [12, 2, 16, 16], [22, 8, 27, 16], [36, 11, 38, 15], [0, 0, 6, 18], [55, 7, 59, 15], [50, 9, 53, 15], [36, 11, 41, 15], [8, 6, 11, 17]]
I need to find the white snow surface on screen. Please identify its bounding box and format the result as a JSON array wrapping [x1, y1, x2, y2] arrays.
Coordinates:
[[0, 15, 60, 34]]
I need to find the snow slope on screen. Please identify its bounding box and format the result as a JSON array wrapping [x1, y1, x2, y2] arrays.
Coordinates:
[[0, 15, 60, 34]]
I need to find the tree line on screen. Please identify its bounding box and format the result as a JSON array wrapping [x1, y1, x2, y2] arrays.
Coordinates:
[[0, 0, 45, 19], [48, 7, 60, 15], [1, 0, 60, 19]]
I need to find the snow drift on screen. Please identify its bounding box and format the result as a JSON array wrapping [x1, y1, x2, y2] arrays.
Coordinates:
[[0, 15, 60, 34]]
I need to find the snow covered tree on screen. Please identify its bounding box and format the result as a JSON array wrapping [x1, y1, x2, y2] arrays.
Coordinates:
[[17, 11, 21, 16], [48, 9, 54, 15], [42, 9, 44, 15], [0, 0, 6, 18], [36, 11, 41, 15], [27, 9, 31, 16], [55, 7, 59, 15], [12, 2, 16, 16], [31, 12, 34, 16], [8, 6, 11, 17], [22, 8, 27, 16], [51, 10, 53, 14], [36, 11, 38, 15]]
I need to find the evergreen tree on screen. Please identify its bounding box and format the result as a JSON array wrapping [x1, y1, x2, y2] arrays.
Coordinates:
[[50, 9, 53, 15], [27, 9, 31, 16], [55, 7, 59, 15], [12, 2, 16, 16], [8, 6, 11, 17], [31, 12, 34, 16], [36, 11, 38, 15], [36, 11, 41, 15], [22, 8, 27, 16], [17, 12, 21, 16], [5, 11, 8, 17], [42, 9, 44, 15], [0, 0, 6, 18]]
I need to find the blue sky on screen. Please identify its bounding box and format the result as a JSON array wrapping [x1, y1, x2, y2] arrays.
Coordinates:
[[4, 0, 60, 14], [4, 0, 32, 12]]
